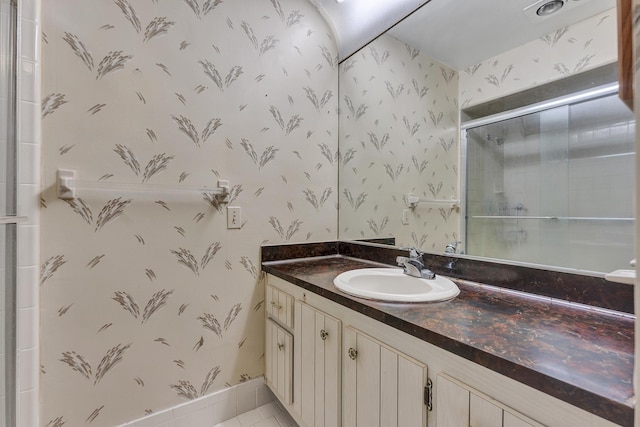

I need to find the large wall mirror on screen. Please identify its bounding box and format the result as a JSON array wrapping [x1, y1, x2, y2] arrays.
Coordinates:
[[337, 0, 635, 275]]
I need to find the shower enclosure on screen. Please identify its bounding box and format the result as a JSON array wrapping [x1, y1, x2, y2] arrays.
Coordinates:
[[463, 84, 635, 273], [0, 0, 18, 424]]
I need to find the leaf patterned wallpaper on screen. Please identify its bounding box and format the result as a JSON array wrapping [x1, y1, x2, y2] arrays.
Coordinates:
[[338, 34, 461, 252], [459, 9, 617, 108], [338, 9, 617, 253], [40, 0, 337, 426]]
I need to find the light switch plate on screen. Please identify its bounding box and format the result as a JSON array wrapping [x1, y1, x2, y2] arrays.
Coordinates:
[[402, 209, 410, 225], [227, 206, 241, 229]]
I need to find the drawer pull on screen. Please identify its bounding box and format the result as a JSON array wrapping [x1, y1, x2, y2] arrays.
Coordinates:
[[271, 301, 283, 310], [278, 343, 284, 351], [320, 330, 329, 341], [348, 347, 358, 360]]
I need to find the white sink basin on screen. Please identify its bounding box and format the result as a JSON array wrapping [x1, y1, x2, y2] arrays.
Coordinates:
[[333, 268, 460, 303]]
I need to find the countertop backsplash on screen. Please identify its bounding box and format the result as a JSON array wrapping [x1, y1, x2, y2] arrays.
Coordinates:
[[263, 240, 634, 314]]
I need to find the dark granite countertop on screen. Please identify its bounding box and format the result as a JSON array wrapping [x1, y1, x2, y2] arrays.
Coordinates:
[[262, 254, 635, 426]]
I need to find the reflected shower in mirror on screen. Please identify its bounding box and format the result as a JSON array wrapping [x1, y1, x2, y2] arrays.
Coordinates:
[[464, 88, 635, 273], [337, 0, 633, 274]]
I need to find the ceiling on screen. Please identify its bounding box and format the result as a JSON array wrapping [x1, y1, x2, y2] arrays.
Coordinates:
[[308, 0, 428, 61], [309, 0, 616, 68]]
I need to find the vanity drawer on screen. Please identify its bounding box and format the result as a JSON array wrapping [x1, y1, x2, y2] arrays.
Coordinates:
[[266, 284, 294, 329], [265, 318, 293, 405]]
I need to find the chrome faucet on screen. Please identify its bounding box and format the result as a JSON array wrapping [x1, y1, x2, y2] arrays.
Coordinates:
[[444, 241, 462, 254], [444, 241, 462, 273], [396, 247, 436, 279]]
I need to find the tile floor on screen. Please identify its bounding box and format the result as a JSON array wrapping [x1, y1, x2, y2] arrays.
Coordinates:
[[213, 401, 298, 427]]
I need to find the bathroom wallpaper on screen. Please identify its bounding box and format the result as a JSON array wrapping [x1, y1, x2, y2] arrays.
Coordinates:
[[338, 34, 461, 252], [40, 1, 337, 426], [459, 8, 617, 108]]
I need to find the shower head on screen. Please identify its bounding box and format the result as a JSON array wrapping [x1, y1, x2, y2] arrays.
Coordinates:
[[486, 134, 505, 145]]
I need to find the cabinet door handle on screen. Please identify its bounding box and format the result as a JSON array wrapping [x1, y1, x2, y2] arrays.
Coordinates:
[[271, 301, 282, 310], [348, 347, 358, 360], [320, 330, 328, 341], [278, 343, 284, 351]]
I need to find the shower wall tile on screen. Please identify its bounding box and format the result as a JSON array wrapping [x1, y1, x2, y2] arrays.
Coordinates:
[[18, 100, 38, 144], [20, 0, 37, 22], [17, 184, 38, 226], [40, 1, 337, 425], [18, 142, 38, 185], [17, 225, 37, 267], [18, 387, 38, 427], [17, 307, 37, 350], [19, 20, 38, 63], [19, 61, 38, 103], [17, 347, 37, 392]]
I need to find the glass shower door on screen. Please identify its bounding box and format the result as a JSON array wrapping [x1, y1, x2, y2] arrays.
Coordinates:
[[464, 89, 635, 273], [537, 106, 570, 267], [0, 0, 18, 425]]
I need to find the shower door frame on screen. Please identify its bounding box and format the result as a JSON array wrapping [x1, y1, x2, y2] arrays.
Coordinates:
[[459, 82, 622, 269], [1, 0, 21, 425]]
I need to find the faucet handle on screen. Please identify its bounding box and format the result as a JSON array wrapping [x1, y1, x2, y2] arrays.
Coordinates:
[[396, 256, 409, 266], [445, 241, 462, 254], [401, 247, 423, 259]]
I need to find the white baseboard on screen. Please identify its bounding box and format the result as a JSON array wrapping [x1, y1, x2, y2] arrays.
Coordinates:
[[117, 377, 274, 427]]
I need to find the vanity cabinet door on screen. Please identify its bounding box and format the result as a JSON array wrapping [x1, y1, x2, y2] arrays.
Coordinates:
[[503, 412, 542, 427], [265, 318, 293, 405], [294, 302, 341, 427], [470, 393, 502, 427], [436, 374, 544, 427], [342, 326, 427, 427], [436, 375, 469, 427]]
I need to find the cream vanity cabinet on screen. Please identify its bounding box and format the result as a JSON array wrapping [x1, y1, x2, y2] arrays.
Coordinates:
[[293, 301, 342, 427], [343, 326, 428, 427], [265, 278, 429, 427], [436, 374, 544, 427]]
